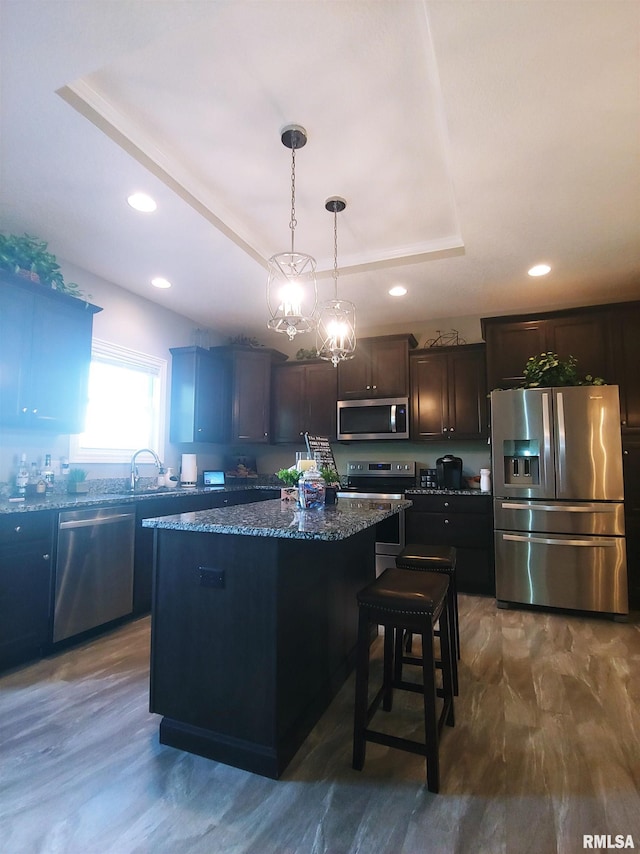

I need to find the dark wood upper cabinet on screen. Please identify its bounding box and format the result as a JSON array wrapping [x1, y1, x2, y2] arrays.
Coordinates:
[[169, 347, 228, 444], [337, 334, 417, 399], [410, 344, 488, 441], [482, 306, 615, 392], [170, 345, 286, 445], [614, 305, 640, 432], [0, 272, 101, 433], [226, 346, 282, 443], [271, 360, 338, 444]]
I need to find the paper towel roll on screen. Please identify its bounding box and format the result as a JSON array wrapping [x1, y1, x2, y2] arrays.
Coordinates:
[[181, 454, 198, 487]]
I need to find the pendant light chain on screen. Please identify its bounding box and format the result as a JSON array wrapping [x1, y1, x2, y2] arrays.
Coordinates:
[[332, 203, 339, 298], [289, 146, 298, 255]]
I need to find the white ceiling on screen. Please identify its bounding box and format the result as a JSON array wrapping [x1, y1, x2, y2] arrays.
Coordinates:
[[1, 0, 639, 344]]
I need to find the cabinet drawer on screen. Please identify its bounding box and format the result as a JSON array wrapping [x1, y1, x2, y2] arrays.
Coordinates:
[[406, 510, 492, 547], [0, 511, 53, 546], [406, 494, 491, 515]]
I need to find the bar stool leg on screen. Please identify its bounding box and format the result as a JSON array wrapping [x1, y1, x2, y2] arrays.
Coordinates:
[[382, 625, 395, 712], [352, 608, 370, 771], [439, 606, 455, 728], [420, 628, 440, 793]]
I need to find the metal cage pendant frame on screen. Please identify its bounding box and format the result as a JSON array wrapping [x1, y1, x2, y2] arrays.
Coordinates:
[[267, 125, 317, 340], [316, 197, 356, 366]]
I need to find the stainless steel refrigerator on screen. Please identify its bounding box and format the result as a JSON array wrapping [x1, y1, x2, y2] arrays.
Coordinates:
[[491, 385, 628, 617]]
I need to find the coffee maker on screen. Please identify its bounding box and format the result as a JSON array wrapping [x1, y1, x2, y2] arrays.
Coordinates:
[[436, 455, 463, 490]]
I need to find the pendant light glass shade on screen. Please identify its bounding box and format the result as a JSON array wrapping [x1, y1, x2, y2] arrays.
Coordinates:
[[316, 197, 356, 367], [267, 125, 317, 340]]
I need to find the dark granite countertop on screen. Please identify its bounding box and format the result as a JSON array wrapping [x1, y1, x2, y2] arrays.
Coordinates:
[[142, 496, 413, 541], [0, 484, 278, 515]]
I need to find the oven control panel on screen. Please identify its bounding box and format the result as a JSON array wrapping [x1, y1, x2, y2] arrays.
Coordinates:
[[347, 461, 416, 476]]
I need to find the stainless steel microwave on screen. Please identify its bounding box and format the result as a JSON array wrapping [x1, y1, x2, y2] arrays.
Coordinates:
[[337, 397, 409, 441]]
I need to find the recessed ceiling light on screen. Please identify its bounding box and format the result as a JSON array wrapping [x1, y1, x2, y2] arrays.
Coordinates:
[[528, 264, 551, 277], [151, 277, 171, 289], [389, 285, 407, 297], [127, 192, 157, 213]]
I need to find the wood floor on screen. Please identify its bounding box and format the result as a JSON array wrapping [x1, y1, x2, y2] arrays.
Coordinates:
[[1, 596, 639, 854]]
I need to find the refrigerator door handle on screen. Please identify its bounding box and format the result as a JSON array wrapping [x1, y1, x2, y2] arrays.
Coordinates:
[[501, 502, 618, 513], [556, 391, 566, 488], [502, 533, 617, 547]]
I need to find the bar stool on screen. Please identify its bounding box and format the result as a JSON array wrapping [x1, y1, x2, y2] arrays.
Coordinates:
[[352, 567, 455, 793], [395, 545, 459, 695]]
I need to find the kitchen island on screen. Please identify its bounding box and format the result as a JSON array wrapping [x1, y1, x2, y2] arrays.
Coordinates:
[[142, 496, 411, 778]]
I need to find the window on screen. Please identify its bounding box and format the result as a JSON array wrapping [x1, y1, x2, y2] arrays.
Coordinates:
[[69, 339, 167, 464]]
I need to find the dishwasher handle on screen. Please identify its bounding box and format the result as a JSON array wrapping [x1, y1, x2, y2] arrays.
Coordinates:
[[59, 512, 135, 530]]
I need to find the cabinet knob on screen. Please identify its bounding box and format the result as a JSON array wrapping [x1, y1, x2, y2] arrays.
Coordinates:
[[14, 525, 21, 532], [22, 407, 28, 413], [43, 554, 50, 560], [372, 385, 377, 390], [32, 408, 38, 414], [623, 450, 629, 455], [197, 427, 203, 432], [366, 385, 371, 390], [449, 427, 455, 432], [444, 519, 450, 524], [443, 427, 448, 432], [444, 502, 449, 507], [622, 420, 627, 425]]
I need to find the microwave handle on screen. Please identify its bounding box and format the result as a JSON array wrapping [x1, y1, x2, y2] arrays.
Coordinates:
[[390, 404, 396, 433]]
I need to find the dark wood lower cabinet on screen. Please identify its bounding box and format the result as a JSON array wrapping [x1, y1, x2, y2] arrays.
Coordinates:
[[149, 526, 376, 778], [405, 493, 494, 596], [0, 511, 53, 671], [623, 438, 640, 609]]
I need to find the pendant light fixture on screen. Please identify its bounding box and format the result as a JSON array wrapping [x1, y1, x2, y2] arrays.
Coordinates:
[[267, 124, 317, 340], [316, 196, 356, 367]]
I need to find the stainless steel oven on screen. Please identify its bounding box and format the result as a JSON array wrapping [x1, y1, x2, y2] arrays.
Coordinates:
[[339, 460, 416, 575]]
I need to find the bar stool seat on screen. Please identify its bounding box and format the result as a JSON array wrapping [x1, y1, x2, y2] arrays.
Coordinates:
[[396, 545, 459, 695], [352, 567, 455, 793]]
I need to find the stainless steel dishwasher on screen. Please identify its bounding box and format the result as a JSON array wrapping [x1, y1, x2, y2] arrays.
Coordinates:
[[53, 505, 136, 642]]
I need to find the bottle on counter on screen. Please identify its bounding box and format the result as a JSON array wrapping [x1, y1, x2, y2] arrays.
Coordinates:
[[480, 468, 491, 493], [42, 454, 55, 493], [15, 454, 29, 497]]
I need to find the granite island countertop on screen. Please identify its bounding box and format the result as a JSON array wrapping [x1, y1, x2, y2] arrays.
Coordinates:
[[405, 488, 491, 497], [142, 496, 412, 541]]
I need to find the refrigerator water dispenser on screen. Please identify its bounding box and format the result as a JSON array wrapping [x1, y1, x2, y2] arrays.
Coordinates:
[[502, 440, 540, 485]]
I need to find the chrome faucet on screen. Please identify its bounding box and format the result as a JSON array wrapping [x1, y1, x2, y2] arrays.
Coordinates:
[[130, 448, 163, 491]]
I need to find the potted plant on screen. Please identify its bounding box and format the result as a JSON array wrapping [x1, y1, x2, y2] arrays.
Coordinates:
[[0, 232, 85, 298], [521, 352, 605, 388], [276, 467, 301, 501], [67, 468, 89, 494], [320, 466, 340, 505]]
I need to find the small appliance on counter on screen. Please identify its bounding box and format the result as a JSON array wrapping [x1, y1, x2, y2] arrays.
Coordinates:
[[180, 454, 198, 488], [436, 455, 463, 490]]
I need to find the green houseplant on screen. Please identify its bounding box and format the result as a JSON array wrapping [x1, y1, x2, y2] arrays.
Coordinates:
[[67, 467, 89, 494], [276, 467, 301, 487], [521, 353, 605, 388], [0, 232, 84, 298]]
